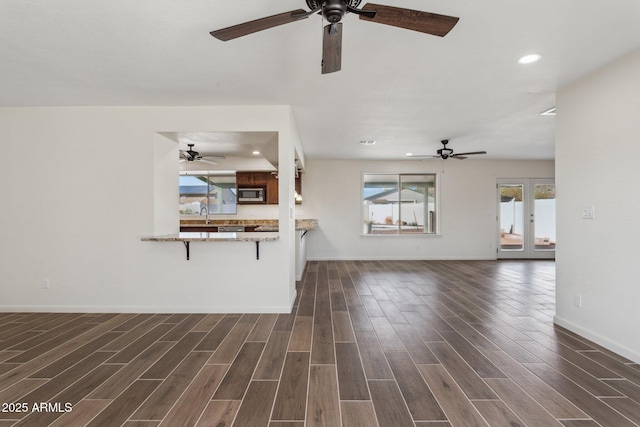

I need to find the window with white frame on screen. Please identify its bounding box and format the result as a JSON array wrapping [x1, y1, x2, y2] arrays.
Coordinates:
[[363, 173, 436, 235], [179, 173, 237, 217]]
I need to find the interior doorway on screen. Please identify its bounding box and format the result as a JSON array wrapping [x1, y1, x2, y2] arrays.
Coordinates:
[[497, 178, 555, 259]]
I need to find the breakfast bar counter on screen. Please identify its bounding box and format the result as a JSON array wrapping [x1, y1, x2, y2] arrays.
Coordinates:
[[141, 232, 279, 260], [180, 219, 318, 232]]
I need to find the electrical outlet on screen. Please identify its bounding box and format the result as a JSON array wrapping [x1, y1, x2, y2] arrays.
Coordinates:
[[582, 206, 595, 219], [574, 294, 582, 308], [43, 278, 50, 289]]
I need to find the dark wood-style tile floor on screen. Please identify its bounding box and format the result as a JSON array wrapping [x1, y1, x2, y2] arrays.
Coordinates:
[[1, 260, 640, 426]]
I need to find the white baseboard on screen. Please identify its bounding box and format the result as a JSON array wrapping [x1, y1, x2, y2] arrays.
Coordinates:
[[307, 255, 496, 261], [0, 304, 294, 314], [1, 289, 295, 315], [554, 315, 640, 364]]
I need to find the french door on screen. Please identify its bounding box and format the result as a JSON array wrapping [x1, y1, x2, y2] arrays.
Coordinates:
[[497, 178, 555, 259]]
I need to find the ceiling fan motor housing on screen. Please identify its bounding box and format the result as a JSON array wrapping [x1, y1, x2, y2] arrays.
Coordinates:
[[185, 144, 201, 161], [307, 0, 361, 22], [306, 0, 361, 9], [438, 141, 453, 159], [438, 148, 453, 159]]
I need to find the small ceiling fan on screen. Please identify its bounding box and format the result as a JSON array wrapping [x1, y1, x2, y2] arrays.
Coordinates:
[[179, 144, 225, 165], [410, 139, 487, 160], [210, 1, 459, 74]]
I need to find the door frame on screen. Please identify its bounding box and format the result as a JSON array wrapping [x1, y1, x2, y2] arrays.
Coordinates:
[[497, 178, 555, 259]]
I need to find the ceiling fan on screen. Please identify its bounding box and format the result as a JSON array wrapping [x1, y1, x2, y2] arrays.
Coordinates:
[[179, 144, 225, 164], [410, 139, 487, 160], [210, 0, 459, 74]]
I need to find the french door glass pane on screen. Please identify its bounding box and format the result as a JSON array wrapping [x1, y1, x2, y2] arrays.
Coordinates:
[[533, 183, 556, 251], [499, 184, 524, 250]]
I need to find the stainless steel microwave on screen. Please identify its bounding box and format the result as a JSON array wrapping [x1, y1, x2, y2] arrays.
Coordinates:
[[237, 187, 266, 203]]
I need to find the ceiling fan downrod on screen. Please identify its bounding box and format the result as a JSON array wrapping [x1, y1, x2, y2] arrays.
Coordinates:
[[438, 139, 453, 159]]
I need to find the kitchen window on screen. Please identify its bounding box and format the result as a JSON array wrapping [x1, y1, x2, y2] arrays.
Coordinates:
[[179, 172, 237, 217], [363, 173, 436, 235]]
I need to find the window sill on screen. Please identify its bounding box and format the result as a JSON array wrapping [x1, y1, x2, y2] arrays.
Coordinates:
[[361, 233, 441, 237]]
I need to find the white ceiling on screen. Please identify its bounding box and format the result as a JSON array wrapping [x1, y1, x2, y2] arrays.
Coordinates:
[[164, 131, 280, 171], [2, 0, 640, 160]]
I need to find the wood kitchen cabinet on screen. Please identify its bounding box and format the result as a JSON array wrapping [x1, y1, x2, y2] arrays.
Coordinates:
[[266, 173, 278, 204], [236, 172, 274, 204], [236, 172, 267, 187], [295, 176, 302, 204], [236, 171, 302, 205], [180, 226, 218, 232]]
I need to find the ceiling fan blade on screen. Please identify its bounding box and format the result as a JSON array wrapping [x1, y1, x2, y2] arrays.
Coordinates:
[[292, 7, 322, 20], [210, 9, 307, 41], [346, 5, 377, 19], [452, 151, 487, 156], [200, 152, 226, 160], [359, 3, 459, 37], [451, 156, 467, 160], [322, 23, 342, 74]]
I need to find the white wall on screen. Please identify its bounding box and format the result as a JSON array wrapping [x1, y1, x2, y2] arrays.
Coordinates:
[[303, 159, 554, 260], [555, 49, 640, 362], [0, 106, 299, 313]]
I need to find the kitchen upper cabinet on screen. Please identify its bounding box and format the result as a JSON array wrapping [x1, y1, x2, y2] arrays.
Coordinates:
[[237, 171, 275, 204], [236, 171, 302, 205], [266, 173, 278, 204], [295, 176, 302, 204], [236, 172, 267, 187]]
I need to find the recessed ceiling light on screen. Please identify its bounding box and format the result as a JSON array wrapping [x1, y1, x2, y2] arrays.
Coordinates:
[[540, 107, 556, 116], [517, 53, 541, 64], [359, 140, 376, 146], [252, 150, 260, 155], [405, 153, 413, 157]]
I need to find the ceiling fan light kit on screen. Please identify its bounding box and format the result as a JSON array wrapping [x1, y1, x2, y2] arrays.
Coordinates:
[[210, 0, 459, 74]]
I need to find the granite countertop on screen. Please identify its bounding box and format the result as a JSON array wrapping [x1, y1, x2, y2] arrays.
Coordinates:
[[253, 225, 278, 232], [141, 232, 280, 242], [180, 218, 318, 231]]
